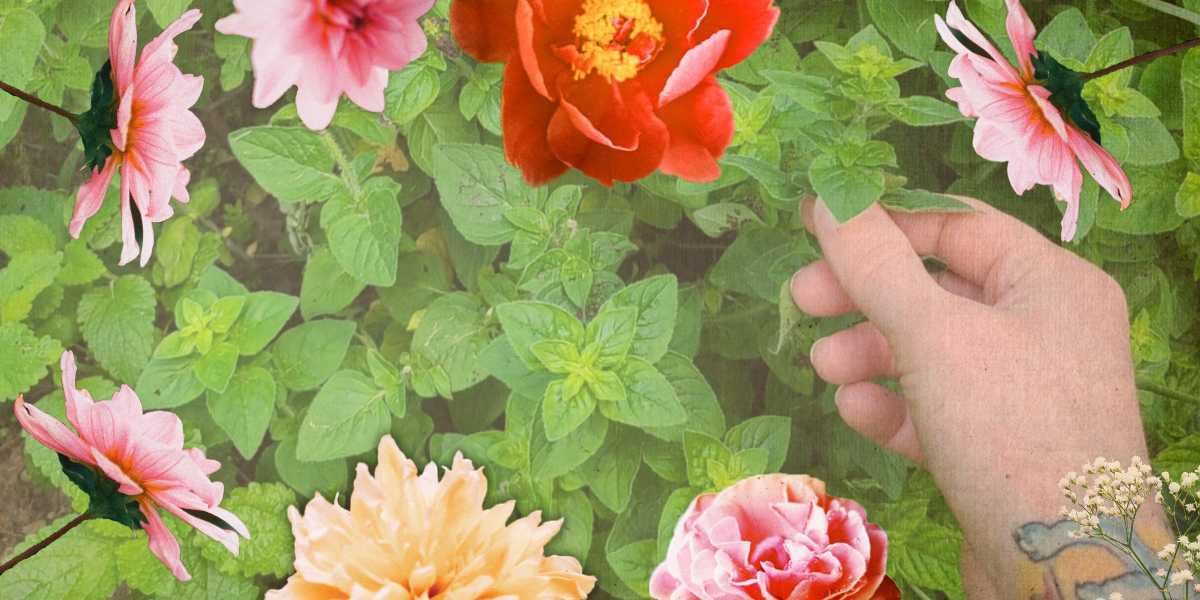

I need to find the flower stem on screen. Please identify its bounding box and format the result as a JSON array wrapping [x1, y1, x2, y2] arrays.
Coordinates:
[[1127, 0, 1200, 26], [1137, 378, 1200, 405], [321, 130, 361, 197], [0, 512, 92, 577], [1083, 38, 1200, 80], [0, 79, 77, 125]]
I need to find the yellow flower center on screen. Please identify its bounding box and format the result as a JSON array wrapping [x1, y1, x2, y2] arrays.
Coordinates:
[[569, 0, 663, 82]]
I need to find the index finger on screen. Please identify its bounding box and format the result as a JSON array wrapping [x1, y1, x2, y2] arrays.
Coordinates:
[[801, 196, 1061, 291]]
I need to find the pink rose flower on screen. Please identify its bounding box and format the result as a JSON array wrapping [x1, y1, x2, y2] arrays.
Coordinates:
[[215, 0, 436, 131], [935, 0, 1131, 242], [650, 474, 898, 600], [72, 0, 206, 267], [14, 352, 250, 581]]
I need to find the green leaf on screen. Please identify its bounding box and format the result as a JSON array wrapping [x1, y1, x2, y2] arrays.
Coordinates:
[[529, 410, 609, 481], [724, 415, 792, 473], [478, 335, 558, 400], [433, 143, 545, 245], [116, 534, 177, 597], [1035, 8, 1094, 65], [886, 95, 968, 126], [412, 293, 492, 392], [228, 291, 299, 355], [590, 369, 627, 401], [0, 322, 61, 402], [377, 252, 450, 323], [321, 177, 403, 286], [300, 247, 366, 318], [642, 352, 725, 442], [384, 65, 440, 124], [1153, 433, 1200, 476], [156, 218, 201, 288], [272, 320, 357, 391], [77, 275, 155, 382], [136, 356, 206, 409], [881, 188, 977, 213], [274, 439, 349, 498], [599, 358, 686, 430], [495, 301, 585, 370], [206, 366, 276, 459], [144, 0, 192, 27], [1177, 173, 1200, 218], [866, 0, 938, 59], [601, 275, 677, 364], [691, 202, 763, 237], [544, 488, 594, 564], [194, 482, 296, 579], [1097, 165, 1185, 234], [586, 306, 637, 367], [195, 340, 239, 392], [0, 520, 119, 600], [543, 378, 597, 441], [809, 153, 886, 223], [1184, 48, 1200, 162], [709, 226, 805, 302], [0, 9, 45, 123], [683, 430, 732, 489], [297, 370, 391, 461], [606, 539, 659, 597], [531, 340, 581, 373], [228, 126, 341, 202], [209, 296, 247, 334], [0, 251, 61, 322], [171, 536, 262, 600], [580, 424, 643, 513], [0, 214, 55, 255], [57, 240, 106, 286]]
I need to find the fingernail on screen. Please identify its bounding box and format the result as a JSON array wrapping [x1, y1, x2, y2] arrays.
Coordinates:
[[812, 198, 839, 234], [809, 336, 828, 361], [832, 384, 846, 410]]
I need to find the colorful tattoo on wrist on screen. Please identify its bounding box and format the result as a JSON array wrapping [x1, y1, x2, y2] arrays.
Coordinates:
[[1014, 518, 1175, 600]]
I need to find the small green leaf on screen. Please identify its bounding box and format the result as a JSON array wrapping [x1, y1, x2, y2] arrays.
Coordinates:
[[228, 126, 341, 202], [586, 306, 637, 367], [809, 153, 886, 223], [589, 369, 627, 401], [691, 202, 763, 237], [0, 322, 61, 402], [300, 247, 366, 318], [600, 275, 677, 364], [227, 291, 299, 355], [297, 371, 391, 461], [881, 188, 977, 213], [272, 320, 356, 391], [543, 378, 597, 441], [683, 430, 732, 489], [1177, 173, 1200, 218], [495, 301, 585, 370], [724, 415, 792, 473], [77, 276, 155, 382], [321, 177, 403, 286], [531, 340, 581, 373], [579, 424, 643, 513], [599, 358, 686, 430], [195, 341, 239, 393], [136, 356, 206, 409], [529, 410, 609, 481], [206, 366, 276, 459], [209, 296, 247, 334], [433, 144, 545, 245], [274, 439, 348, 498]]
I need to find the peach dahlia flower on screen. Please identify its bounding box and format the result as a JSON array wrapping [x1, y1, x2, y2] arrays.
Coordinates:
[[14, 352, 249, 581], [936, 0, 1131, 242], [267, 436, 596, 600], [72, 0, 206, 267], [215, 0, 436, 131]]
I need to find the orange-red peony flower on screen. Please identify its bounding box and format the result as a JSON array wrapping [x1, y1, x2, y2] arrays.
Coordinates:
[[450, 0, 779, 186], [266, 436, 596, 600]]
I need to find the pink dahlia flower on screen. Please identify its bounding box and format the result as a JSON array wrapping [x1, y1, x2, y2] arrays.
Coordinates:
[[650, 474, 898, 600], [72, 0, 205, 267], [215, 0, 436, 131], [935, 0, 1131, 242], [14, 352, 250, 581]]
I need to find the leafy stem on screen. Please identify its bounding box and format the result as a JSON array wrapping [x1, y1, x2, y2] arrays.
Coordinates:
[[0, 512, 93, 577], [321, 129, 360, 197], [0, 78, 77, 124]]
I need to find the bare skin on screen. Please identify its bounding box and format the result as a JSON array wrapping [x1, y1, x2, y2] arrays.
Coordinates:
[[789, 197, 1171, 600]]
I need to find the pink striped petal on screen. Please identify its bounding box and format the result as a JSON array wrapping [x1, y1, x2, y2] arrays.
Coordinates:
[[109, 0, 138, 95], [13, 397, 93, 464], [70, 157, 119, 239], [1066, 126, 1132, 209], [659, 30, 730, 106], [140, 499, 191, 581], [1005, 0, 1038, 78]]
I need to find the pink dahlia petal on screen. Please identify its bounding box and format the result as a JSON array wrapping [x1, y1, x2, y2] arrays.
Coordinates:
[[1005, 0, 1038, 78], [13, 397, 93, 464], [109, 0, 138, 94], [91, 446, 145, 496], [140, 499, 191, 581], [1066, 126, 1132, 209], [70, 157, 119, 238], [139, 10, 203, 69]]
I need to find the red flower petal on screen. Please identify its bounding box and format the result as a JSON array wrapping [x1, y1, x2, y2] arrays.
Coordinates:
[[516, 0, 570, 100], [450, 0, 520, 63], [689, 0, 779, 69], [634, 0, 710, 98], [657, 76, 733, 182], [547, 84, 668, 186], [501, 59, 569, 186], [870, 576, 902, 600], [558, 73, 642, 150]]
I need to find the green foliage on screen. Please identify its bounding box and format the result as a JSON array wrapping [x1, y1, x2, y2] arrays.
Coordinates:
[[3, 2, 1199, 599]]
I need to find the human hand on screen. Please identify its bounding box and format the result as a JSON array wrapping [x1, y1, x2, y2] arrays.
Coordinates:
[[790, 197, 1154, 600]]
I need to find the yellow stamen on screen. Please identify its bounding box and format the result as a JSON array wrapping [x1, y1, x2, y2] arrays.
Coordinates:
[[571, 0, 663, 82]]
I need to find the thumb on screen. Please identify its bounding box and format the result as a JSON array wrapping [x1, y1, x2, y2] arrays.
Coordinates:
[[807, 198, 947, 342]]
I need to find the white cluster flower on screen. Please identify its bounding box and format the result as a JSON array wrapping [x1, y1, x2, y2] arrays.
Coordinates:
[[1059, 457, 1200, 599]]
